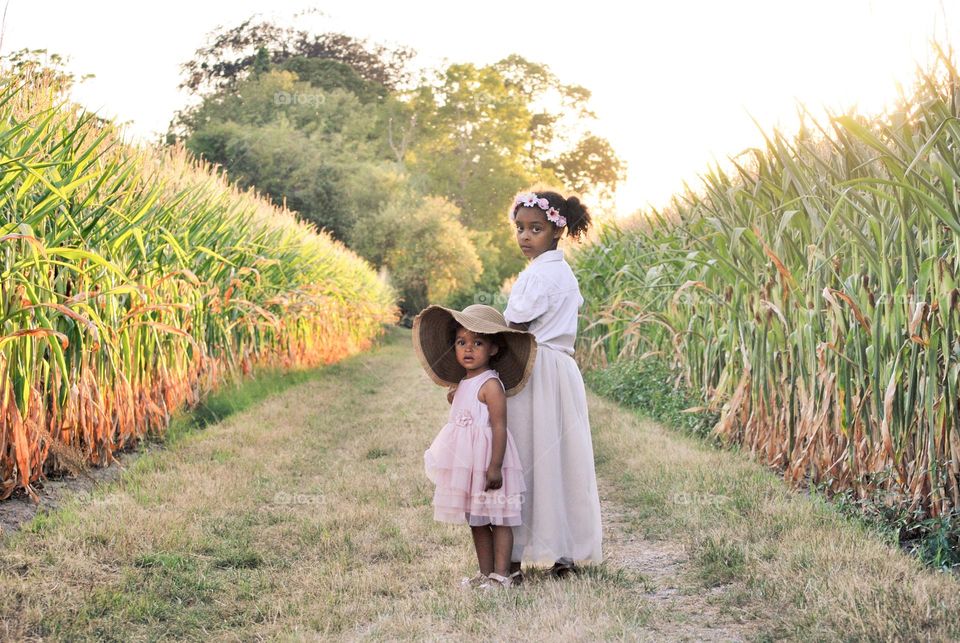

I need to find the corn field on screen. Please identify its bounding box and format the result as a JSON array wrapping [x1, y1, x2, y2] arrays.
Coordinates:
[[575, 46, 960, 521], [0, 69, 397, 500]]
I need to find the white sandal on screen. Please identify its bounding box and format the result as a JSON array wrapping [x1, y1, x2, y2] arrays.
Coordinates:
[[479, 572, 513, 589], [459, 572, 488, 589]]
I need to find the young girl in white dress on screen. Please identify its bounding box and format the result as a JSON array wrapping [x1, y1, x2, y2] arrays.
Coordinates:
[[502, 190, 603, 581]]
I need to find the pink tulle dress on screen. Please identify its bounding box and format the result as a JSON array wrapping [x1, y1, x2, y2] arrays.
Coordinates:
[[424, 369, 525, 526]]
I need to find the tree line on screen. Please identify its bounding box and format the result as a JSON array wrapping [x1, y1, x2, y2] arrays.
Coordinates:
[[166, 18, 626, 318]]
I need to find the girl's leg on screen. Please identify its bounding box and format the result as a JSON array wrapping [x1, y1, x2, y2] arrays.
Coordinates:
[[470, 525, 494, 575], [491, 525, 514, 577]]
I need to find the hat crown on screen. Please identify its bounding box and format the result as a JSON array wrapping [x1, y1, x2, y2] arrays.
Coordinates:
[[460, 304, 507, 328]]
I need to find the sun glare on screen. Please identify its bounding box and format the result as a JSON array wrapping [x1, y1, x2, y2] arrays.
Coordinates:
[[603, 1, 959, 218]]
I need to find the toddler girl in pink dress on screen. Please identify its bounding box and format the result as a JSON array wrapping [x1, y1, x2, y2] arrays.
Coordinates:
[[413, 304, 537, 589]]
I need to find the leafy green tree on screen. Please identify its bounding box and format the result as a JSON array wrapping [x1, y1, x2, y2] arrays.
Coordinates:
[[169, 19, 624, 313], [351, 191, 481, 315], [179, 68, 403, 240], [405, 56, 625, 289], [546, 133, 627, 203], [406, 63, 535, 285], [493, 54, 596, 170], [187, 118, 352, 238], [178, 18, 414, 98], [278, 56, 386, 103]]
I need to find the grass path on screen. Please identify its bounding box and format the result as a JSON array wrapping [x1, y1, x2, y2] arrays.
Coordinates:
[[0, 325, 959, 640]]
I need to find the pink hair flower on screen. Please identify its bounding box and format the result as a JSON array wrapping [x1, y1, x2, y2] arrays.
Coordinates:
[[545, 207, 566, 227], [509, 191, 567, 226]]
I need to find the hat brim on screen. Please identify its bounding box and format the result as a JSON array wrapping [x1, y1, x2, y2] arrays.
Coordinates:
[[412, 305, 537, 397]]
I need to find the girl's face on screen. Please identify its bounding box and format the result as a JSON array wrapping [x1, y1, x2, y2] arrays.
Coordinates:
[[514, 207, 563, 259], [454, 327, 498, 374]]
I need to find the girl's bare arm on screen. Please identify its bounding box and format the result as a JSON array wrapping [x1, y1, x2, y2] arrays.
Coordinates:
[[479, 379, 508, 490]]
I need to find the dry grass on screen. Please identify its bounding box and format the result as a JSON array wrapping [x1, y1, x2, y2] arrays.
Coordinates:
[[589, 391, 960, 641], [0, 325, 956, 640], [0, 327, 654, 640]]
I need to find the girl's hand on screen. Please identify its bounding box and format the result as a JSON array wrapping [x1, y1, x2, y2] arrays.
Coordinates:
[[447, 385, 457, 404], [485, 466, 503, 491]]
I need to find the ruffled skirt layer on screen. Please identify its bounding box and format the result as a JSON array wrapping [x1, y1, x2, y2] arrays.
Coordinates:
[[424, 422, 525, 526]]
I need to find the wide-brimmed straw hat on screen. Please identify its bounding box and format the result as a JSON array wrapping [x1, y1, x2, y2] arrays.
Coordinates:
[[412, 304, 537, 396]]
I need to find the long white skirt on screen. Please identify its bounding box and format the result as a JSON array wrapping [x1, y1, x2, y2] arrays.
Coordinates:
[[506, 344, 603, 564]]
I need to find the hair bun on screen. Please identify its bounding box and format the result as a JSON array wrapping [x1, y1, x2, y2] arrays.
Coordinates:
[[565, 196, 585, 217], [561, 195, 591, 241]]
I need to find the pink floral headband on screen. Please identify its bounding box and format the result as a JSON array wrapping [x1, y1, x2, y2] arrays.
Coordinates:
[[510, 192, 566, 227]]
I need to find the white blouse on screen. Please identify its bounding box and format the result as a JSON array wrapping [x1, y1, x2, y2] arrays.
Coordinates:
[[503, 248, 584, 356]]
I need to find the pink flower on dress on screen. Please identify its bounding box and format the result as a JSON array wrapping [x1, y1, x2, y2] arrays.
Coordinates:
[[454, 409, 474, 427]]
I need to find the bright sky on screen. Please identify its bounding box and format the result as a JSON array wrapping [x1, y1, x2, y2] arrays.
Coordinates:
[[4, 1, 959, 218]]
